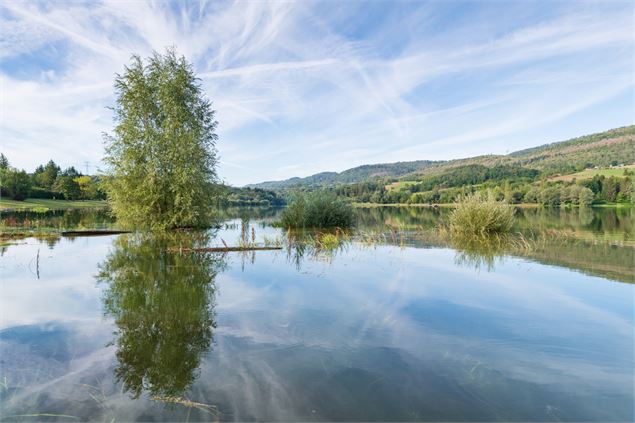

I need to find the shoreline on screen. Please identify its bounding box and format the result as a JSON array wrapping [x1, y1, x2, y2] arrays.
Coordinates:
[[353, 202, 632, 209]]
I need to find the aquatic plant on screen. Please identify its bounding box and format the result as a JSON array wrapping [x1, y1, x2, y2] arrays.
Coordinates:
[[448, 192, 515, 236], [280, 191, 354, 228], [318, 233, 340, 250]]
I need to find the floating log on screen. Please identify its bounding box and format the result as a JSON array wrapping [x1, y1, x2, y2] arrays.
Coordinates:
[[62, 230, 131, 236], [168, 246, 282, 253]]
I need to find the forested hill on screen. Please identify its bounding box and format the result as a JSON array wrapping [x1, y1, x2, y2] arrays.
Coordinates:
[[249, 160, 438, 190], [248, 126, 635, 190]]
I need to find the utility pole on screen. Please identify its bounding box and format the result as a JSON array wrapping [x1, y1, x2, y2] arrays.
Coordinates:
[[84, 161, 90, 175]]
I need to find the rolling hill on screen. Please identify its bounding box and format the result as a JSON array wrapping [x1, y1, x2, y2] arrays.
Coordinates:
[[249, 160, 438, 190], [248, 126, 635, 191]]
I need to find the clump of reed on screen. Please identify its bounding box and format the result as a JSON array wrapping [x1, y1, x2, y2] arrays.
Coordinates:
[[280, 191, 354, 229], [448, 192, 515, 236]]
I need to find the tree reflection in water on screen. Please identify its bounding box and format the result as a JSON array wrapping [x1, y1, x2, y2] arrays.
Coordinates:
[[98, 231, 225, 399]]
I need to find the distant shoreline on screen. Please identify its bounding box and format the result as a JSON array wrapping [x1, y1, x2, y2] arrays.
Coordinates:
[[1, 198, 630, 213], [352, 202, 632, 209]]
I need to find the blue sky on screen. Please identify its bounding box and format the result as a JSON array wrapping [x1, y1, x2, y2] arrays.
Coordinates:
[[0, 0, 633, 186]]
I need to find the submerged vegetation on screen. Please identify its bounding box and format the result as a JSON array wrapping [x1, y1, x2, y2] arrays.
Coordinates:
[[448, 192, 515, 236], [280, 191, 354, 229]]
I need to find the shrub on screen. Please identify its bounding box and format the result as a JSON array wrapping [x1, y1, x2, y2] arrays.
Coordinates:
[[280, 191, 354, 228], [29, 186, 57, 199], [449, 192, 514, 236]]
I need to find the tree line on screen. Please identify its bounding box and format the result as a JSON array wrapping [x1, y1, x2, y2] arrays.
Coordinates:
[[332, 164, 635, 206], [0, 154, 106, 201]]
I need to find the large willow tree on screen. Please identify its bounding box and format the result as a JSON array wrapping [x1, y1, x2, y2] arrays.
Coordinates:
[[104, 49, 219, 229]]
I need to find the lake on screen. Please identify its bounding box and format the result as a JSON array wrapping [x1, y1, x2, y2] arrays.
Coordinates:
[[1, 207, 633, 421]]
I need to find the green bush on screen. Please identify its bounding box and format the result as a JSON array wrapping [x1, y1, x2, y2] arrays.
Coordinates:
[[29, 186, 57, 199], [449, 192, 514, 236], [280, 191, 354, 228]]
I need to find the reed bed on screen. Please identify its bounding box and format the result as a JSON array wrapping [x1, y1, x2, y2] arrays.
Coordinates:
[[448, 192, 515, 236], [280, 191, 354, 229]]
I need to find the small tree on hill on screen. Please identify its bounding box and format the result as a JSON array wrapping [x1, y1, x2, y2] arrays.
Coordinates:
[[103, 49, 220, 229]]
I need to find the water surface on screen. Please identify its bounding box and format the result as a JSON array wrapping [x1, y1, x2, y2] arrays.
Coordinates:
[[1, 207, 633, 421]]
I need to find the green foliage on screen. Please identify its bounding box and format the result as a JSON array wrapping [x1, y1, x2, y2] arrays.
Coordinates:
[[28, 186, 58, 199], [103, 49, 219, 230], [409, 164, 539, 193], [579, 187, 594, 207], [280, 191, 354, 228], [222, 186, 285, 207], [449, 192, 515, 236], [1, 167, 32, 200], [318, 233, 340, 250], [53, 175, 81, 200], [74, 175, 106, 200], [0, 153, 9, 170], [539, 186, 561, 206], [509, 126, 635, 174], [33, 160, 61, 189], [250, 126, 635, 208], [251, 160, 436, 191]]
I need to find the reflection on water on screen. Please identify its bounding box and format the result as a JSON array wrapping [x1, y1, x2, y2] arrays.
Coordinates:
[[98, 232, 225, 399], [0, 207, 633, 421], [351, 207, 634, 282]]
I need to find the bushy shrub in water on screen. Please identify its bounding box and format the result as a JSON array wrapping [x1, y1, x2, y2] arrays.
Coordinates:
[[280, 191, 354, 228], [449, 192, 514, 236]]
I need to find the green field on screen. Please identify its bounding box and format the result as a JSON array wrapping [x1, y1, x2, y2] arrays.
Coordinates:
[[550, 165, 635, 182], [0, 198, 108, 211]]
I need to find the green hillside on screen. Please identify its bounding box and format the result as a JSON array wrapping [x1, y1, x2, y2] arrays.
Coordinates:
[[248, 160, 437, 190], [250, 126, 634, 191], [403, 126, 635, 179], [250, 126, 635, 207]]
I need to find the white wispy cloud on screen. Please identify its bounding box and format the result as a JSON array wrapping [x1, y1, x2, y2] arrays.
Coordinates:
[[0, 0, 632, 185]]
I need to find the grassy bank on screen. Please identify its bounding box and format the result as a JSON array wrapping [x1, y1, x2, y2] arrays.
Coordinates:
[[0, 198, 108, 211]]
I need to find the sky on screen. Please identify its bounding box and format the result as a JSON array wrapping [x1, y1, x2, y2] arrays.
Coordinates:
[[0, 0, 633, 186]]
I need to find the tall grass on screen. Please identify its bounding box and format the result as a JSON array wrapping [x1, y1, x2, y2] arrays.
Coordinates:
[[280, 191, 354, 228], [449, 192, 515, 236]]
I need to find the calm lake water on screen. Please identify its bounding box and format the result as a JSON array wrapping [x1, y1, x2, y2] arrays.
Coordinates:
[[1, 207, 633, 421]]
